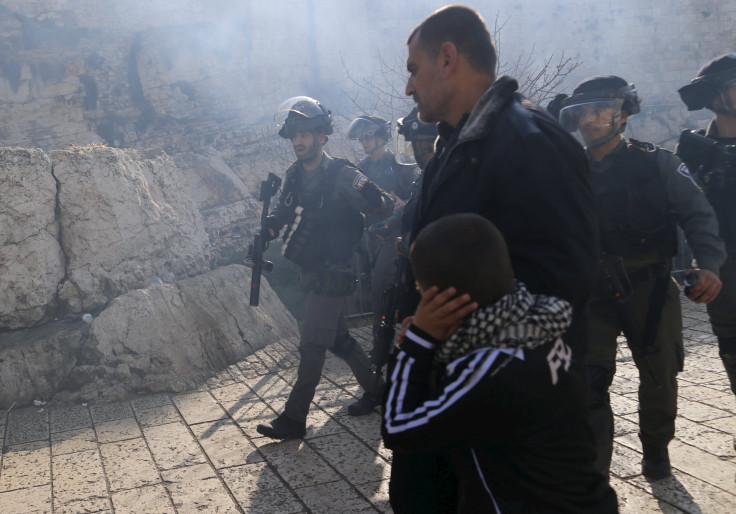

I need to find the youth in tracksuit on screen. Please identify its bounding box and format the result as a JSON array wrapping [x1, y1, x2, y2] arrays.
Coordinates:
[[382, 284, 618, 513]]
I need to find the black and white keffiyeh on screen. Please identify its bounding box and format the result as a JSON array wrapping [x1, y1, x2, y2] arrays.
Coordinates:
[[434, 282, 572, 364]]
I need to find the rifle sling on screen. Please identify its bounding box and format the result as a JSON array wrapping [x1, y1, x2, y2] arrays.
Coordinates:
[[615, 265, 669, 355], [638, 268, 670, 355]]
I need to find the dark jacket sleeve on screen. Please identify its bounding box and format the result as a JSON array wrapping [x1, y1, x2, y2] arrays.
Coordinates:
[[381, 325, 524, 453], [658, 149, 726, 274]]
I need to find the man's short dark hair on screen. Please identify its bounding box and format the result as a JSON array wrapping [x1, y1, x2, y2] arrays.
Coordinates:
[[409, 213, 514, 308], [408, 5, 496, 77]]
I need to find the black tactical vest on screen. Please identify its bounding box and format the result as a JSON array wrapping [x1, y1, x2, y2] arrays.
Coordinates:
[[592, 140, 677, 258], [281, 159, 364, 271], [695, 130, 736, 250]]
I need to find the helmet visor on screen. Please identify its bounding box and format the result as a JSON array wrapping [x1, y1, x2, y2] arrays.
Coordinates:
[[393, 124, 416, 165], [274, 96, 326, 127], [347, 118, 379, 139], [558, 98, 624, 133]]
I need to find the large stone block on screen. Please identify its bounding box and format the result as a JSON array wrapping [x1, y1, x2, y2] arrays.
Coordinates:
[[70, 265, 296, 403], [0, 322, 90, 408], [0, 265, 297, 408], [52, 146, 211, 313], [0, 147, 65, 329]]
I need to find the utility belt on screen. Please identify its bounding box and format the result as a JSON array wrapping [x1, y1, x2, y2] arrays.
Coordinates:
[[302, 266, 357, 296], [626, 264, 669, 285]]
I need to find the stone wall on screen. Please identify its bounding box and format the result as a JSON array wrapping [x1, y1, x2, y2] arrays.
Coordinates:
[[1, 1, 731, 162], [0, 146, 297, 407]]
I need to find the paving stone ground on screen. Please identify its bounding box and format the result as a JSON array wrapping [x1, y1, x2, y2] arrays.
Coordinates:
[[0, 300, 734, 513]]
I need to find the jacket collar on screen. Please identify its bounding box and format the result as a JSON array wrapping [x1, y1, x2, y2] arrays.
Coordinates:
[[434, 76, 519, 148], [456, 75, 520, 142]]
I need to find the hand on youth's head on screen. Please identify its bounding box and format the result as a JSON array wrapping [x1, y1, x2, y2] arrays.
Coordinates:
[[413, 286, 478, 342]]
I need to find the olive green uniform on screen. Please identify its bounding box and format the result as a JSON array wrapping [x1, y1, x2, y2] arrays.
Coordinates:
[[693, 120, 736, 395], [358, 151, 415, 359], [587, 138, 725, 474], [268, 153, 394, 425]]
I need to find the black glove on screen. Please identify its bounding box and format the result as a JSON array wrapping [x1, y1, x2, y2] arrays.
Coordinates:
[[262, 216, 281, 241]]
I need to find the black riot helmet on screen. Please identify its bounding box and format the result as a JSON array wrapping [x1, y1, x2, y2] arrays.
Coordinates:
[[275, 96, 333, 139], [347, 115, 391, 142], [559, 75, 641, 147], [678, 54, 736, 112], [396, 107, 438, 142], [394, 107, 438, 166]]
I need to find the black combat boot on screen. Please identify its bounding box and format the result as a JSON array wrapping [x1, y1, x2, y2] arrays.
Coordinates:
[[641, 444, 671, 479], [347, 392, 381, 416], [256, 413, 306, 440]]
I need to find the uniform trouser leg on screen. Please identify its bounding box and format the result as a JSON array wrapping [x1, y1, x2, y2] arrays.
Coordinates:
[[283, 342, 327, 425], [285, 288, 345, 425], [720, 345, 736, 397], [629, 278, 683, 448], [587, 364, 615, 475], [707, 255, 736, 397], [586, 277, 683, 471], [331, 334, 385, 397], [370, 241, 398, 350]]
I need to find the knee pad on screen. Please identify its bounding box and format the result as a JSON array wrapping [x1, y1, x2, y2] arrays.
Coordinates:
[[329, 334, 356, 359], [587, 365, 614, 409]]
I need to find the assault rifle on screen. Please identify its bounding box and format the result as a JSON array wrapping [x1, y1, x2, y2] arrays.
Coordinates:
[[247, 173, 282, 306], [372, 256, 405, 379], [676, 129, 736, 188], [599, 254, 660, 388]]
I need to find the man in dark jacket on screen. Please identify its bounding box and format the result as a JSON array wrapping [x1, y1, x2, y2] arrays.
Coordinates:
[[386, 5, 606, 512]]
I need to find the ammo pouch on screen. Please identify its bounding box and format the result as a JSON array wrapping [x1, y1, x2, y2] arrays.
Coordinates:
[[282, 206, 317, 269], [314, 267, 357, 296]]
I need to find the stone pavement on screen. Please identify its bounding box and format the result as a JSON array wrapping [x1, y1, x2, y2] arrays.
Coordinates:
[[0, 301, 734, 513]]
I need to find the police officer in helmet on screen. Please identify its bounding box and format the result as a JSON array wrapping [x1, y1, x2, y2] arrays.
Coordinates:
[[256, 96, 394, 440], [396, 106, 437, 171], [348, 114, 415, 363], [678, 54, 736, 398], [560, 76, 725, 479]]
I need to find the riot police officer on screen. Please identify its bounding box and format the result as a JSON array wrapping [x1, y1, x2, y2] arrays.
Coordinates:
[[559, 76, 725, 479], [387, 107, 436, 256], [348, 115, 412, 198], [395, 106, 437, 172], [348, 115, 415, 363], [256, 97, 394, 439], [678, 54, 736, 397]]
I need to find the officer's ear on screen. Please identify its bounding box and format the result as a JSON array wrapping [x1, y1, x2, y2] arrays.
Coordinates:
[[619, 110, 630, 125], [317, 132, 327, 146]]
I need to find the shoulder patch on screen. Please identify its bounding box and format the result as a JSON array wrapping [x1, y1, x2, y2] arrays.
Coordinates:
[[352, 173, 369, 191], [676, 162, 699, 187]]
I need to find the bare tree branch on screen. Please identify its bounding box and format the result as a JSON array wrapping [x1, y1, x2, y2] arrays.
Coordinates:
[[340, 11, 582, 119]]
